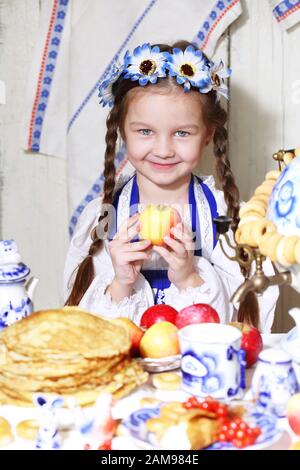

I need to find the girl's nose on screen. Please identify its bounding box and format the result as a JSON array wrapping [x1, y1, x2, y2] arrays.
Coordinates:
[[153, 136, 175, 158]]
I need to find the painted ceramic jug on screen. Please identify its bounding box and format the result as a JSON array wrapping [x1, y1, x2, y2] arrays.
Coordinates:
[[0, 239, 38, 330]]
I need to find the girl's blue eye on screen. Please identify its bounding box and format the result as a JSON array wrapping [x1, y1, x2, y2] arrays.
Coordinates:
[[138, 129, 152, 136], [176, 130, 189, 137]]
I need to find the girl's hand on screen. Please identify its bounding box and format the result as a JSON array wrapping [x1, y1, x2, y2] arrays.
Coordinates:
[[108, 213, 152, 286], [152, 222, 204, 290]]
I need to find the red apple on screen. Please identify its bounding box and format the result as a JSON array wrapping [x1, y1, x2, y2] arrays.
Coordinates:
[[139, 321, 179, 358], [287, 393, 300, 436], [175, 303, 220, 329], [111, 317, 144, 357], [139, 204, 181, 246], [140, 305, 178, 329], [229, 322, 263, 368]]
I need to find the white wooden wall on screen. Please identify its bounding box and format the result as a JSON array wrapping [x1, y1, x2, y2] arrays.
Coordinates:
[[0, 0, 69, 311], [230, 0, 300, 332], [0, 0, 299, 331]]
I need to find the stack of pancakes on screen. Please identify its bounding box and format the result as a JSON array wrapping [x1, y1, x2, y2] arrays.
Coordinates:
[[0, 307, 148, 406]]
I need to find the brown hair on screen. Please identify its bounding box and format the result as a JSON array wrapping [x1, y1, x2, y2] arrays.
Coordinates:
[[65, 40, 259, 328]]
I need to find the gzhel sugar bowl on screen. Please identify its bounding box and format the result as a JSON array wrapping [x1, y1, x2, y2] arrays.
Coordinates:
[[0, 239, 38, 330], [251, 347, 299, 417]]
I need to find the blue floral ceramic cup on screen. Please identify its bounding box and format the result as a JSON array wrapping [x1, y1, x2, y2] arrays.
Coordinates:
[[251, 348, 299, 418], [178, 323, 246, 399]]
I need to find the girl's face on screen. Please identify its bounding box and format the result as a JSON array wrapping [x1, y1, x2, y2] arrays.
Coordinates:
[[123, 87, 212, 188]]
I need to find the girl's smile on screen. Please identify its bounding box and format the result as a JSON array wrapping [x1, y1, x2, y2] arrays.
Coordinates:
[[148, 161, 179, 169]]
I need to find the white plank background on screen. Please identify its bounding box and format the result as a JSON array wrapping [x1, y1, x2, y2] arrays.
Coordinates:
[[0, 0, 299, 331]]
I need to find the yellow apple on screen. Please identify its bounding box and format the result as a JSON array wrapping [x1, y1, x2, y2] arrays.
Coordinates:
[[139, 321, 180, 358], [111, 317, 144, 357], [139, 204, 181, 246]]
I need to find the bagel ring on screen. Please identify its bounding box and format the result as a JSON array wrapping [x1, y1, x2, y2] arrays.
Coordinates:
[[251, 219, 276, 247], [265, 170, 281, 181], [264, 233, 284, 261], [139, 397, 162, 408], [276, 238, 292, 267], [258, 231, 281, 257], [239, 202, 266, 218], [239, 212, 262, 227], [152, 372, 181, 391], [295, 240, 300, 264], [0, 417, 13, 447], [16, 419, 39, 441], [235, 227, 243, 244], [254, 183, 274, 197], [281, 236, 300, 265], [250, 196, 269, 208], [239, 223, 256, 247]]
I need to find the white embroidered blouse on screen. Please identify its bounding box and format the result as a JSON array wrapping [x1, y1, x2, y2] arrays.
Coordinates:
[[63, 174, 279, 332]]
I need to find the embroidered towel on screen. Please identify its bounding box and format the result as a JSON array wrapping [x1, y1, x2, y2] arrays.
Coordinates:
[[270, 0, 300, 30]]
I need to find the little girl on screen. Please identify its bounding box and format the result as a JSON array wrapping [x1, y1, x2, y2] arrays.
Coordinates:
[[63, 40, 279, 332]]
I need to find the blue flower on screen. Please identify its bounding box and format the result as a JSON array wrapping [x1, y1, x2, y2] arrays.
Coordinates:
[[205, 60, 232, 100], [98, 60, 125, 108], [51, 37, 60, 46], [35, 117, 43, 125], [41, 89, 49, 98], [55, 24, 63, 33], [57, 11, 66, 19], [92, 184, 101, 192], [97, 42, 232, 107], [46, 64, 55, 72], [43, 76, 52, 85], [49, 50, 57, 59], [165, 45, 210, 93], [123, 43, 167, 86], [38, 103, 46, 111]]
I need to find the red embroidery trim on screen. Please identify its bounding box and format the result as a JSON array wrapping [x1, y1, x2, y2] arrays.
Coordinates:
[[277, 2, 300, 22], [27, 0, 58, 150], [202, 0, 240, 51]]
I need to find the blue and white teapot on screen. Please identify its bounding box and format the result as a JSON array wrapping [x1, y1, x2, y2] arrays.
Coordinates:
[[0, 239, 38, 330]]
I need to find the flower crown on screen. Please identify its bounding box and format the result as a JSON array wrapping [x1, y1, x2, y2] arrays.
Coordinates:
[[98, 43, 231, 108]]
